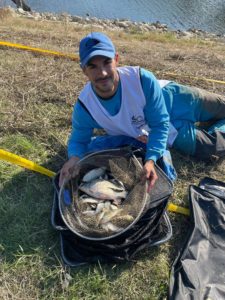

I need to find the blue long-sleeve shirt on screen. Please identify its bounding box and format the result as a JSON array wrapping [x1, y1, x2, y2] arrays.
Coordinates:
[[68, 68, 170, 162]]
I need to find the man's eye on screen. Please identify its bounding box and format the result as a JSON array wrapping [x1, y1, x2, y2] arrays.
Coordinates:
[[88, 65, 95, 69]]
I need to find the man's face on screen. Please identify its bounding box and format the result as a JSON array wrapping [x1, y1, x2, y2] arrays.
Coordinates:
[[82, 55, 119, 98]]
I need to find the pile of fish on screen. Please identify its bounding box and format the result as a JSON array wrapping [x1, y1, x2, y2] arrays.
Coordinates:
[[77, 166, 135, 233]]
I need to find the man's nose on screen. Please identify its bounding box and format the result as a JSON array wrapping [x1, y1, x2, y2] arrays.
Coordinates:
[[98, 66, 107, 76]]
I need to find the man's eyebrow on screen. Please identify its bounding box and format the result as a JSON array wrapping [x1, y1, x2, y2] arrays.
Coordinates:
[[86, 62, 95, 67], [86, 57, 112, 67]]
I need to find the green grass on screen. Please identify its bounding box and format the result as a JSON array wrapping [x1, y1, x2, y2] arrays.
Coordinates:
[[0, 10, 225, 299]]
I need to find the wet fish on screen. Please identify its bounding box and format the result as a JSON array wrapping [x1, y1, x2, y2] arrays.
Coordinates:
[[95, 202, 107, 214], [82, 167, 106, 182], [110, 178, 125, 189], [81, 200, 117, 217], [112, 214, 134, 223], [79, 195, 101, 205], [101, 222, 123, 232], [82, 209, 97, 216], [79, 179, 128, 201]]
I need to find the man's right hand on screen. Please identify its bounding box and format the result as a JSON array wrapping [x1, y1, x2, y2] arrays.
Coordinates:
[[59, 156, 80, 187]]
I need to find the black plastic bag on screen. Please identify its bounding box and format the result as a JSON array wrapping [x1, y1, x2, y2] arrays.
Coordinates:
[[169, 177, 225, 299]]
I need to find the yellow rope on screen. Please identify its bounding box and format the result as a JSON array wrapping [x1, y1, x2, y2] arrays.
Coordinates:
[[0, 40, 79, 61], [0, 40, 225, 85], [167, 203, 190, 216], [162, 72, 225, 85], [0, 149, 56, 177]]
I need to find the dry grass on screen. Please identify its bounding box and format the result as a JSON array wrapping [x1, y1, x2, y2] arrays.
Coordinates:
[[1, 11, 225, 299]]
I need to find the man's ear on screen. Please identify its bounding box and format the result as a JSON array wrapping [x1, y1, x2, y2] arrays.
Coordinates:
[[82, 66, 88, 77], [115, 53, 119, 65]]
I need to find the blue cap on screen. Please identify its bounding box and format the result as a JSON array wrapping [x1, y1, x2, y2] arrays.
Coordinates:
[[79, 32, 116, 67]]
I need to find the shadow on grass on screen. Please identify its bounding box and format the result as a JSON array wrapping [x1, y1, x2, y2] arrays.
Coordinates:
[[0, 139, 68, 264]]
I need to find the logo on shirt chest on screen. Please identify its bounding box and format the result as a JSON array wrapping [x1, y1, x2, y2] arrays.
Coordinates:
[[131, 115, 146, 129]]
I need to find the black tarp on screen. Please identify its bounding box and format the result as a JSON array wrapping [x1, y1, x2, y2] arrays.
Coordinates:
[[169, 177, 225, 299]]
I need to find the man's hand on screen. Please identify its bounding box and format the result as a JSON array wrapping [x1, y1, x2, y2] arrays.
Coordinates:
[[59, 156, 80, 187], [143, 160, 158, 192], [136, 134, 148, 144]]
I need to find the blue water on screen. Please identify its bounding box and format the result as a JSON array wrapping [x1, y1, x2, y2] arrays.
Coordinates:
[[2, 0, 225, 34]]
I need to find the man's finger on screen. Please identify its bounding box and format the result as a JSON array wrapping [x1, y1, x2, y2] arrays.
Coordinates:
[[146, 172, 158, 192]]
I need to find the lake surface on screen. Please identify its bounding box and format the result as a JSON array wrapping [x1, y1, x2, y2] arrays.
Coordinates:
[[2, 0, 225, 34]]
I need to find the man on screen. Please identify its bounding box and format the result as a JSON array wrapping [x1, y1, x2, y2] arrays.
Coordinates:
[[59, 32, 225, 187]]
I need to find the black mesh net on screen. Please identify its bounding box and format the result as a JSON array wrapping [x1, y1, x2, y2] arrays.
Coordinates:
[[52, 147, 173, 264]]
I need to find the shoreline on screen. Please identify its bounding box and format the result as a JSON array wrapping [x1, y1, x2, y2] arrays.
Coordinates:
[[3, 6, 225, 43]]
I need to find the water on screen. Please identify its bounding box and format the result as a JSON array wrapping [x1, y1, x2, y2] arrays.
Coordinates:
[[2, 0, 225, 35]]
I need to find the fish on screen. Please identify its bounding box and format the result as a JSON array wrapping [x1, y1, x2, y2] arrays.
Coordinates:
[[79, 194, 102, 204], [101, 222, 123, 232], [95, 202, 107, 214], [82, 167, 106, 182], [112, 214, 134, 223], [79, 179, 128, 201], [82, 209, 97, 216], [80, 199, 118, 218], [110, 178, 125, 189]]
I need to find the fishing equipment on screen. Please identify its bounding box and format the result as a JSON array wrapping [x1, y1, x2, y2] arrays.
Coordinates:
[[52, 147, 174, 265], [0, 149, 189, 215]]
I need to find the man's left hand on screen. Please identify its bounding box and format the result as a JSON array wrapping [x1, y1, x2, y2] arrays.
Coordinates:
[[143, 160, 158, 192]]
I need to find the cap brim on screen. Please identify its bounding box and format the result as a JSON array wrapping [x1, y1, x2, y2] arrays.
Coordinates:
[[80, 50, 115, 67]]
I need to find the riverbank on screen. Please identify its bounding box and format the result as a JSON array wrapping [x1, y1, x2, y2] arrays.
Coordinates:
[[2, 6, 225, 43]]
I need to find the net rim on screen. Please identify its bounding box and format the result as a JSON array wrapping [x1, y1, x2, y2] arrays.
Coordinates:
[[58, 148, 149, 241]]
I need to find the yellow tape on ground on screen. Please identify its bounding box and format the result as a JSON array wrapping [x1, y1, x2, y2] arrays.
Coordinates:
[[1, 40, 224, 85], [0, 40, 79, 61], [0, 149, 56, 177], [167, 203, 190, 216], [163, 72, 225, 85]]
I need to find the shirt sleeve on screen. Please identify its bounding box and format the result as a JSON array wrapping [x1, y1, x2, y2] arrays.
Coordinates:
[[140, 68, 170, 162], [67, 101, 100, 158]]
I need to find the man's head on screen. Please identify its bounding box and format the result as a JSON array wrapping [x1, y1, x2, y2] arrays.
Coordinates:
[[79, 32, 116, 68], [79, 32, 119, 98]]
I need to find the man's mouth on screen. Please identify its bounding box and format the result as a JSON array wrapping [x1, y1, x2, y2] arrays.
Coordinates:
[[96, 77, 110, 83]]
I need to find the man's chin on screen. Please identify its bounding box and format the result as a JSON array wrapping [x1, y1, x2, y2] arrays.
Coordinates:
[[95, 85, 114, 97], [97, 83, 113, 92]]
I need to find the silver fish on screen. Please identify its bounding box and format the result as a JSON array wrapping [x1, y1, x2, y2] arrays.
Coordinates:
[[112, 214, 134, 223], [95, 202, 106, 214], [79, 195, 101, 204], [79, 179, 128, 201], [82, 210, 97, 216], [101, 222, 123, 232], [110, 178, 125, 189], [82, 167, 106, 182]]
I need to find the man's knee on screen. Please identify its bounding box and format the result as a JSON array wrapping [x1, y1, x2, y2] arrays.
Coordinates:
[[197, 88, 225, 120], [195, 129, 225, 161]]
